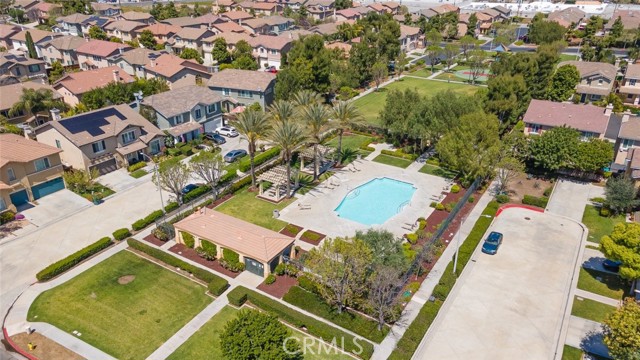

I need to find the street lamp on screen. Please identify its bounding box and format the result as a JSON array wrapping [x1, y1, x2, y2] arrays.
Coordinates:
[[139, 152, 165, 214]]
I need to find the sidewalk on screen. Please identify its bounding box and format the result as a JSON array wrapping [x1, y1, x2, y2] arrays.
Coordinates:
[[574, 289, 620, 307]]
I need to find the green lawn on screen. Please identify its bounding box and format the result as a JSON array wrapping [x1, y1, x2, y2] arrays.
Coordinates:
[[560, 53, 579, 62], [578, 267, 628, 300], [372, 154, 413, 168], [28, 251, 212, 360], [327, 134, 373, 151], [130, 169, 148, 178], [353, 78, 478, 126], [169, 306, 354, 360], [571, 296, 616, 323], [582, 205, 626, 243], [419, 164, 457, 179], [562, 345, 582, 360], [216, 187, 293, 231]]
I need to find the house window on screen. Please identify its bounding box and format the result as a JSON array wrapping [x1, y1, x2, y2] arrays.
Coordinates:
[[581, 132, 595, 141], [121, 130, 136, 144], [7, 168, 16, 182], [195, 108, 202, 119], [529, 124, 541, 134], [15, 67, 21, 76], [150, 139, 161, 154], [92, 140, 106, 153], [34, 157, 51, 172], [222, 88, 230, 96], [28, 64, 40, 72], [630, 79, 637, 86], [93, 55, 101, 61], [598, 79, 603, 85], [270, 49, 277, 54], [55, 140, 61, 149], [239, 90, 251, 98], [207, 104, 217, 113], [174, 114, 184, 124], [622, 138, 633, 150]]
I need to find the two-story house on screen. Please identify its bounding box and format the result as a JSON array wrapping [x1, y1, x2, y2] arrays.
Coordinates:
[[0, 81, 58, 124], [202, 32, 252, 65], [162, 14, 225, 29], [30, 2, 63, 25], [77, 39, 132, 70], [213, 0, 237, 13], [10, 29, 61, 58], [0, 52, 47, 82], [210, 21, 247, 35], [104, 20, 147, 43], [79, 16, 113, 38], [557, 61, 617, 103], [400, 25, 421, 52], [141, 53, 213, 90], [237, 1, 283, 16], [143, 85, 226, 142], [612, 114, 640, 173], [56, 13, 93, 36], [10, 0, 39, 21], [0, 24, 21, 50], [138, 23, 180, 45], [109, 48, 166, 78], [35, 104, 165, 175], [619, 63, 640, 105], [220, 10, 254, 24], [307, 0, 335, 20], [207, 69, 276, 110], [249, 35, 292, 70], [334, 8, 362, 22], [547, 7, 585, 28], [169, 28, 214, 56], [0, 134, 65, 211], [38, 35, 86, 66], [91, 2, 121, 17], [54, 66, 135, 106], [381, 1, 401, 14], [119, 11, 155, 25]]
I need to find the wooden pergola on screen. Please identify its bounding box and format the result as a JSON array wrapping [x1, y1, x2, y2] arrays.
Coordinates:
[[257, 165, 299, 202], [299, 145, 336, 174]]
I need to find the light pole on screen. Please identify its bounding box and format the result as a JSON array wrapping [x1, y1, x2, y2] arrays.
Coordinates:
[[139, 152, 165, 214]]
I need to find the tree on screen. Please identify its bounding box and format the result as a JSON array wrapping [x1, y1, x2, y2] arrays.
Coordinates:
[[495, 154, 525, 195], [300, 103, 331, 181], [268, 119, 307, 197], [529, 126, 580, 172], [395, 51, 408, 77], [601, 222, 640, 284], [211, 37, 231, 64], [88, 25, 108, 40], [230, 109, 271, 188], [367, 265, 402, 331], [611, 16, 625, 40], [486, 74, 529, 126], [459, 35, 475, 61], [220, 310, 302, 360], [573, 139, 613, 173], [436, 111, 501, 180], [276, 35, 332, 99], [268, 100, 296, 125], [356, 229, 407, 269], [48, 60, 65, 83], [335, 0, 352, 10], [231, 40, 257, 70], [9, 88, 62, 117], [138, 29, 157, 49], [468, 48, 487, 84], [62, 169, 99, 194], [603, 177, 640, 215], [584, 15, 604, 38], [291, 89, 322, 108], [305, 237, 373, 313], [331, 101, 364, 166], [603, 298, 640, 360], [153, 157, 190, 205], [467, 13, 477, 37], [425, 45, 442, 73], [529, 17, 566, 44], [25, 31, 37, 59], [425, 28, 442, 45], [442, 43, 458, 71], [180, 48, 203, 64], [190, 151, 224, 200], [547, 64, 580, 101], [371, 60, 388, 91]]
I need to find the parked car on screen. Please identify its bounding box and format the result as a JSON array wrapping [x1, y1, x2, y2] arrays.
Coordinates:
[[264, 66, 278, 73], [481, 231, 503, 255], [216, 126, 239, 137], [181, 184, 198, 195], [224, 149, 247, 162], [204, 132, 226, 144], [602, 259, 621, 273]]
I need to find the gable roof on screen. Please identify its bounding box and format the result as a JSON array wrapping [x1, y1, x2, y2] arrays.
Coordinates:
[[523, 99, 610, 134], [54, 66, 134, 95], [145, 53, 210, 78], [212, 21, 247, 33], [0, 81, 58, 112], [41, 35, 86, 51], [0, 24, 21, 39], [248, 35, 292, 50], [140, 23, 180, 36], [120, 11, 154, 21], [143, 85, 224, 118], [619, 116, 640, 141], [221, 10, 253, 21], [174, 27, 212, 40], [111, 48, 164, 66], [607, 10, 640, 30], [76, 39, 130, 57], [368, 3, 386, 12], [400, 24, 420, 38], [204, 31, 253, 45], [10, 29, 60, 43], [208, 69, 275, 91], [57, 13, 92, 24], [548, 7, 585, 28], [557, 60, 617, 81], [0, 133, 61, 168], [625, 63, 640, 79], [104, 19, 147, 33]]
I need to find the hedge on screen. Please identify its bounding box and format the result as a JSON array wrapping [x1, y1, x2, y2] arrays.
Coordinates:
[[164, 201, 179, 213], [522, 195, 549, 209], [380, 149, 418, 161], [200, 239, 217, 258], [127, 239, 228, 294], [36, 237, 113, 281], [112, 228, 131, 240], [127, 161, 146, 172], [0, 210, 15, 225], [223, 248, 239, 263], [227, 286, 374, 359], [181, 231, 195, 248], [238, 147, 281, 173], [283, 286, 388, 343], [183, 185, 211, 203], [132, 210, 164, 231]]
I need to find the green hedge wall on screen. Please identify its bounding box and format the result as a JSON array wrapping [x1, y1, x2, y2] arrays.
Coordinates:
[[522, 195, 549, 209], [238, 147, 281, 173], [181, 231, 195, 248], [132, 210, 164, 231], [127, 161, 146, 172], [223, 248, 240, 263], [112, 228, 131, 240], [36, 237, 113, 281]]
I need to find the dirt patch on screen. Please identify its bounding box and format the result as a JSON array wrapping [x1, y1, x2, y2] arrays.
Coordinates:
[[257, 275, 299, 299], [118, 275, 135, 284], [10, 332, 84, 360], [208, 194, 234, 209], [168, 243, 240, 278], [143, 233, 166, 247], [507, 173, 554, 203]]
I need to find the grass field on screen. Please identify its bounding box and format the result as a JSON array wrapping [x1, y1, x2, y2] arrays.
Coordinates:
[[571, 296, 616, 323], [327, 134, 373, 151], [419, 164, 457, 179], [562, 345, 582, 360], [582, 205, 626, 243], [560, 53, 579, 62], [372, 154, 413, 168], [168, 306, 354, 360], [216, 187, 294, 231], [353, 78, 478, 126], [27, 251, 212, 360], [578, 267, 629, 300]]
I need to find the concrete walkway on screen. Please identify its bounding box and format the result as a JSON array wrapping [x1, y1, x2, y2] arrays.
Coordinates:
[[28, 322, 116, 360], [372, 181, 497, 360], [574, 289, 621, 307], [547, 179, 604, 222]]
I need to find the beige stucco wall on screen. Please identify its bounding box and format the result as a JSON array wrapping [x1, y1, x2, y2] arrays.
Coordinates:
[[55, 85, 81, 107], [0, 153, 64, 205], [36, 126, 88, 170], [78, 54, 111, 70]]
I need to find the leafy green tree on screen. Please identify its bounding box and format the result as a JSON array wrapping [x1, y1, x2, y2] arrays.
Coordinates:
[[486, 74, 530, 126], [25, 31, 37, 59], [601, 222, 640, 283], [348, 38, 378, 85], [220, 310, 302, 360], [528, 17, 567, 44], [190, 150, 224, 200], [496, 152, 525, 194], [425, 44, 442, 73], [371, 60, 388, 91], [573, 139, 613, 173], [425, 28, 442, 45], [611, 16, 625, 40], [529, 127, 580, 172], [584, 15, 604, 38], [380, 88, 422, 142], [9, 88, 63, 117], [230, 109, 271, 188], [138, 30, 157, 49], [467, 13, 477, 37], [547, 64, 580, 101], [153, 157, 190, 205], [275, 35, 331, 99], [335, 0, 352, 10], [300, 103, 332, 181], [395, 51, 408, 77], [180, 48, 203, 64], [442, 43, 458, 71], [48, 60, 65, 83], [603, 298, 640, 360], [603, 177, 640, 215], [459, 35, 475, 61], [268, 117, 307, 197], [0, 115, 23, 135], [8, 8, 25, 23], [211, 38, 231, 64], [468, 48, 487, 85], [331, 101, 364, 166], [88, 25, 108, 40], [231, 40, 257, 70], [532, 43, 562, 99], [357, 229, 407, 269]]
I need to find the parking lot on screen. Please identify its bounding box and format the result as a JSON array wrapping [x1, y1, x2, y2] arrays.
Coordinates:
[[415, 207, 584, 360]]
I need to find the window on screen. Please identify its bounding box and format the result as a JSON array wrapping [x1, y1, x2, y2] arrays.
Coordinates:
[[270, 49, 277, 54], [598, 79, 603, 85], [239, 90, 251, 98], [7, 168, 16, 182], [630, 79, 637, 86], [93, 55, 101, 61], [581, 132, 595, 141], [15, 67, 21, 76], [92, 140, 106, 153], [121, 130, 136, 144], [529, 124, 541, 134], [207, 104, 217, 113], [622, 138, 633, 150], [34, 157, 51, 172], [150, 140, 161, 154], [174, 114, 184, 124], [28, 64, 40, 73], [195, 108, 202, 119], [119, 63, 124, 69], [55, 140, 61, 149], [222, 88, 230, 96]]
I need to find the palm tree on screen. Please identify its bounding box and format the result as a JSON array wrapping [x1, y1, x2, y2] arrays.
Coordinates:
[[268, 120, 307, 198], [292, 90, 322, 109], [331, 101, 365, 166], [300, 103, 332, 181], [230, 109, 271, 188], [9, 88, 60, 118], [267, 100, 296, 125]]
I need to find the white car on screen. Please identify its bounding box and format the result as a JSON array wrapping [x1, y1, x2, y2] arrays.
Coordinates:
[[215, 126, 239, 137]]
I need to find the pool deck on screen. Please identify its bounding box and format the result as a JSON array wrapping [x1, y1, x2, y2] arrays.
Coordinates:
[[279, 159, 451, 239]]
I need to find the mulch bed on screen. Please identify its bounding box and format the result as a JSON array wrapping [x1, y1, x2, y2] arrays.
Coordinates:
[[280, 224, 303, 238], [207, 194, 234, 209], [10, 332, 83, 360], [257, 275, 299, 299], [143, 233, 166, 247], [299, 229, 326, 246], [168, 243, 240, 278]]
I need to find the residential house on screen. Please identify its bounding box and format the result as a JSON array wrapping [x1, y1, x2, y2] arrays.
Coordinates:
[[278, 29, 314, 40], [0, 24, 21, 50], [10, 0, 39, 21], [53, 66, 135, 106], [619, 64, 640, 105], [481, 8, 503, 23], [161, 14, 224, 29], [625, 148, 640, 186], [10, 29, 61, 58], [207, 69, 276, 110], [241, 16, 294, 35], [220, 10, 254, 24], [0, 134, 65, 211], [79, 16, 113, 37], [56, 13, 92, 36], [307, 0, 335, 21], [0, 81, 58, 124], [104, 20, 147, 43], [237, 1, 283, 16], [606, 10, 640, 31], [491, 5, 511, 19], [249, 35, 292, 70], [210, 21, 247, 34], [457, 13, 471, 38], [35, 104, 165, 175], [143, 85, 225, 141], [202, 32, 253, 64], [280, 0, 305, 11], [474, 12, 494, 34], [0, 52, 46, 81], [431, 4, 459, 15], [169, 28, 214, 56], [334, 8, 362, 22], [174, 209, 294, 278], [38, 35, 86, 66], [547, 7, 585, 28], [138, 23, 180, 45], [141, 53, 213, 90], [399, 25, 421, 52], [76, 39, 132, 70], [109, 48, 165, 78], [381, 1, 401, 15], [558, 61, 617, 103], [91, 2, 121, 17], [612, 114, 640, 175], [309, 21, 343, 37], [367, 3, 388, 15], [30, 2, 63, 25], [119, 11, 154, 24], [213, 0, 237, 13]]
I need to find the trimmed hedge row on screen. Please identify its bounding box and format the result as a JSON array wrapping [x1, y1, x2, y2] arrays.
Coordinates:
[[127, 161, 146, 173], [522, 195, 549, 209], [112, 228, 131, 240], [227, 286, 374, 359], [36, 237, 113, 281], [380, 149, 418, 161], [238, 147, 281, 173], [127, 239, 229, 295], [183, 185, 211, 203], [132, 210, 164, 231], [389, 201, 500, 360]]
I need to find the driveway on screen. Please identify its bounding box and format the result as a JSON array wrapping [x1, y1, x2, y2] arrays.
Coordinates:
[[97, 168, 152, 193], [547, 179, 605, 221], [17, 189, 89, 228], [414, 207, 584, 360]]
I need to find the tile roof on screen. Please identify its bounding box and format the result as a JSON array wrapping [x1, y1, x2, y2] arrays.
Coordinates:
[[607, 10, 640, 30], [120, 11, 154, 21], [432, 4, 458, 14], [174, 209, 294, 263], [482, 8, 501, 18], [619, 116, 640, 141], [42, 35, 86, 51], [104, 19, 147, 33], [76, 39, 130, 57], [166, 121, 202, 137], [335, 8, 360, 18], [523, 99, 610, 134], [204, 32, 253, 45], [212, 21, 247, 33], [208, 69, 275, 91], [145, 53, 210, 78], [143, 85, 224, 118], [400, 24, 420, 38], [57, 13, 92, 24], [368, 3, 386, 12], [221, 10, 253, 21], [112, 48, 164, 66], [558, 61, 617, 80], [625, 63, 640, 79], [278, 29, 314, 40], [248, 34, 292, 50], [239, 1, 280, 10], [140, 23, 180, 36], [161, 16, 205, 27], [33, 2, 61, 12], [0, 24, 21, 39], [306, 0, 335, 6], [174, 27, 212, 40], [628, 148, 640, 172], [54, 66, 134, 95], [10, 29, 60, 43], [0, 133, 61, 168], [383, 1, 400, 9], [0, 51, 44, 69], [0, 81, 58, 112]]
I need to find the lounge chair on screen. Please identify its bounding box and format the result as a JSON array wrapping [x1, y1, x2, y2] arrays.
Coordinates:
[[298, 203, 311, 210]]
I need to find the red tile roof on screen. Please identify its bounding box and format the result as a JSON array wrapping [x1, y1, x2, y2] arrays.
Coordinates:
[[523, 99, 611, 134], [54, 66, 134, 95], [76, 39, 130, 57]]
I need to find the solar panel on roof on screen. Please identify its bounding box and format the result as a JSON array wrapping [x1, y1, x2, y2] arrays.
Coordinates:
[[58, 107, 126, 136]]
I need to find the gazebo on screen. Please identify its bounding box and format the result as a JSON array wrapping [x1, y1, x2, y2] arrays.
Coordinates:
[[257, 165, 299, 202], [299, 145, 336, 175]]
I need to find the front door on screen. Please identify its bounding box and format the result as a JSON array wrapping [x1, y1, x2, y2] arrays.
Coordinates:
[[244, 257, 264, 277]]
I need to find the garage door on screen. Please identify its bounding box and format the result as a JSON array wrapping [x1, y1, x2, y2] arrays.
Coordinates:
[[244, 257, 264, 277], [90, 159, 117, 175], [32, 177, 65, 200], [203, 118, 222, 133], [9, 189, 29, 206]]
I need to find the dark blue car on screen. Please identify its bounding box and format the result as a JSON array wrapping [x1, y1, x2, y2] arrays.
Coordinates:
[[481, 231, 503, 255], [181, 184, 198, 195]]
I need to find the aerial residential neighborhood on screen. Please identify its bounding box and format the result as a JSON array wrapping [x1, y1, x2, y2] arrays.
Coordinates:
[[1, 0, 640, 359]]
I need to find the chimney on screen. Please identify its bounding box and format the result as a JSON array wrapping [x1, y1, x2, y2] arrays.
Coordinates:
[[118, 46, 124, 55], [622, 109, 632, 123], [604, 103, 613, 116], [50, 108, 61, 121], [113, 69, 120, 83], [134, 91, 144, 113]]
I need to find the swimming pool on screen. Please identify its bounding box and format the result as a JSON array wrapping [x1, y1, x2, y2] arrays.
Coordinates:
[[334, 177, 417, 226]]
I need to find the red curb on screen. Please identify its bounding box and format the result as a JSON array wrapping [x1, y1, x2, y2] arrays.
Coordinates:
[[3, 327, 38, 360], [496, 204, 545, 217]]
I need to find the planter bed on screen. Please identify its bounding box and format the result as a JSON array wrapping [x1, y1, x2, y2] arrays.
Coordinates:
[[280, 223, 303, 237], [257, 275, 299, 299], [299, 229, 326, 245], [143, 233, 166, 247], [206, 193, 234, 209], [168, 243, 240, 279]]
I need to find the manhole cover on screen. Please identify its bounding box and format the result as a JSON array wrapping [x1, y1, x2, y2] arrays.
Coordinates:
[[524, 217, 531, 220]]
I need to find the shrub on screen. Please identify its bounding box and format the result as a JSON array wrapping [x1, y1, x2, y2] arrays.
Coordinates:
[[228, 287, 248, 306], [495, 194, 510, 204], [132, 210, 164, 231], [0, 210, 15, 224], [274, 263, 286, 276], [164, 201, 179, 213], [543, 186, 553, 197], [429, 201, 437, 208], [338, 86, 358, 100], [298, 274, 319, 293], [221, 248, 244, 272], [112, 228, 131, 240], [166, 147, 181, 157], [219, 171, 238, 185], [179, 146, 193, 156], [127, 161, 146, 172], [450, 184, 460, 193], [200, 239, 217, 259], [426, 157, 440, 166], [600, 207, 611, 217], [435, 203, 445, 211], [207, 276, 229, 296], [228, 175, 253, 194], [182, 185, 210, 203], [223, 248, 240, 263], [284, 263, 299, 277], [444, 202, 454, 212], [283, 223, 302, 235], [418, 219, 427, 230], [380, 149, 418, 161], [265, 274, 276, 285], [238, 147, 281, 173], [36, 237, 113, 281], [468, 196, 475, 203], [590, 197, 606, 204], [522, 195, 549, 208], [152, 226, 170, 241], [181, 231, 195, 248], [406, 233, 418, 244]]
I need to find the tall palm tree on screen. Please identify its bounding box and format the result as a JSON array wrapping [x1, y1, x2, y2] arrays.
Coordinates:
[[268, 120, 307, 198], [267, 100, 296, 125], [292, 90, 322, 109], [300, 103, 332, 181], [331, 101, 365, 166], [230, 109, 271, 188], [9, 88, 60, 118]]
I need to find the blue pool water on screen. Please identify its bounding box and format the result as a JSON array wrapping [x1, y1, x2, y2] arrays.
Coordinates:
[[334, 177, 416, 226]]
